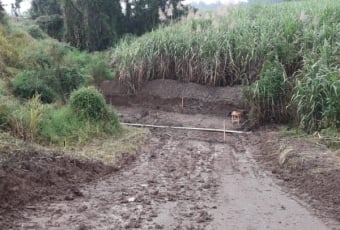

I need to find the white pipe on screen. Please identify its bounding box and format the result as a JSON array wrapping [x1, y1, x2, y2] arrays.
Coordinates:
[[121, 122, 250, 134]]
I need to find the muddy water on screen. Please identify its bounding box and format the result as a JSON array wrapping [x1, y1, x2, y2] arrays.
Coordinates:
[[17, 108, 335, 229]]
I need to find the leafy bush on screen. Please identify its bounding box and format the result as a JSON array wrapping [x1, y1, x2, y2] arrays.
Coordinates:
[[47, 67, 85, 102], [0, 28, 19, 68], [89, 56, 114, 86], [26, 25, 47, 39], [69, 87, 109, 121], [12, 71, 56, 103], [35, 15, 64, 40], [39, 91, 120, 145]]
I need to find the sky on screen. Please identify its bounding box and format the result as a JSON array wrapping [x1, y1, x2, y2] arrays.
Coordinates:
[[2, 0, 247, 14], [2, 0, 31, 14]]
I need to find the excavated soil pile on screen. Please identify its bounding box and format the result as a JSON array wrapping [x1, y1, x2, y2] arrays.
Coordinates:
[[0, 147, 134, 229], [258, 132, 340, 222], [100, 79, 244, 116]]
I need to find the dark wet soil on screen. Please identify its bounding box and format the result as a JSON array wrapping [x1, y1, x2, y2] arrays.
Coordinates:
[[0, 147, 133, 229]]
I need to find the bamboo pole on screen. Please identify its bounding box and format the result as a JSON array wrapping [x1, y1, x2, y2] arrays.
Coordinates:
[[121, 122, 250, 134]]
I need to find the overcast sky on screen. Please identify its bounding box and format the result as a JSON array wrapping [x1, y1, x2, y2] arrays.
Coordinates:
[[2, 0, 247, 14]]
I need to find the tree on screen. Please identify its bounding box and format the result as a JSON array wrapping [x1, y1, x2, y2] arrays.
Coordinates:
[[123, 0, 189, 35], [122, 0, 159, 35], [30, 0, 63, 19], [0, 1, 6, 23], [63, 0, 123, 51], [30, 0, 64, 40]]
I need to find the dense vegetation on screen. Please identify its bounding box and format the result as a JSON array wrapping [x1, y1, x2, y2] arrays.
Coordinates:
[[30, 0, 190, 51], [0, 15, 120, 145], [112, 0, 339, 132]]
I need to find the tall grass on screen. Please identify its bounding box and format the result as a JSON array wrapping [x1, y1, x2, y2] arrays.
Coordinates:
[[112, 0, 339, 131]]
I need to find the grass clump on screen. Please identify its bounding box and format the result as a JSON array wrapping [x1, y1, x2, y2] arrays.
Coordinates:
[[39, 88, 121, 145], [244, 59, 291, 125], [12, 70, 56, 103], [69, 87, 109, 121]]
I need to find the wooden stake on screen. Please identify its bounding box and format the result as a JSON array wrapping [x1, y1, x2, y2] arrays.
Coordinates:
[[224, 120, 226, 142], [181, 97, 184, 109]]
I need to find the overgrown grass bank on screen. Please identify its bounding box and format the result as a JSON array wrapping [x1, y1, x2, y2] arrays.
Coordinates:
[[112, 0, 339, 132], [0, 19, 122, 148]]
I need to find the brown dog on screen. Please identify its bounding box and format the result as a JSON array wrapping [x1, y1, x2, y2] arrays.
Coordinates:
[[231, 111, 242, 125]]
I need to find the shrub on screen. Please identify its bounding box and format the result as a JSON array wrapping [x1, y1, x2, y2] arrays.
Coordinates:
[[12, 70, 56, 103], [39, 97, 121, 145], [26, 25, 47, 40], [0, 97, 17, 131], [46, 67, 85, 102], [0, 28, 19, 67], [35, 15, 64, 40], [89, 56, 114, 86], [0, 97, 45, 140], [69, 87, 108, 121]]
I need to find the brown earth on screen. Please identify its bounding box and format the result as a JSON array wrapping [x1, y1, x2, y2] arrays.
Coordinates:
[[0, 145, 134, 229], [0, 79, 339, 229], [257, 132, 340, 223], [100, 79, 244, 117]]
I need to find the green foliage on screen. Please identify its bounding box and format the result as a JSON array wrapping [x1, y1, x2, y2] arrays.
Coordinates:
[[113, 0, 339, 131], [26, 25, 48, 39], [12, 67, 86, 104], [89, 56, 115, 86], [292, 60, 339, 132], [38, 106, 84, 144], [69, 87, 108, 121], [14, 41, 95, 103], [244, 60, 291, 124], [0, 28, 19, 68], [0, 96, 51, 143], [30, 0, 63, 19], [12, 70, 56, 103], [35, 15, 64, 40], [63, 0, 122, 51], [0, 97, 18, 131], [49, 67, 86, 102], [0, 1, 6, 24], [39, 98, 120, 145]]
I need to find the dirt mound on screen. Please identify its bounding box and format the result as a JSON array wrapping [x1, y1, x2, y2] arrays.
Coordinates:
[[139, 79, 243, 103], [100, 79, 243, 103], [0, 147, 134, 229], [257, 132, 340, 222], [100, 79, 244, 116]]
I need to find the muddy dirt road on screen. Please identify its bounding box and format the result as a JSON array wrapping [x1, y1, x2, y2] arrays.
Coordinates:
[[15, 106, 338, 230]]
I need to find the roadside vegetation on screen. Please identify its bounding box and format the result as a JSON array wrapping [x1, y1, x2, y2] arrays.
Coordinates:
[[112, 0, 339, 135], [0, 15, 121, 148]]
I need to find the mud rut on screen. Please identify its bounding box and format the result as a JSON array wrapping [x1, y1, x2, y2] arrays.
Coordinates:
[[17, 106, 333, 230]]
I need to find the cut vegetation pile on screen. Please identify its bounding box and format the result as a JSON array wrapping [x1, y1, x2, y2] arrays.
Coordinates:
[[112, 0, 339, 132]]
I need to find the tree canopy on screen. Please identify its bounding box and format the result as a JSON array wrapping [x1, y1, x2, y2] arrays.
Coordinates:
[[29, 0, 189, 51], [0, 1, 6, 23]]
